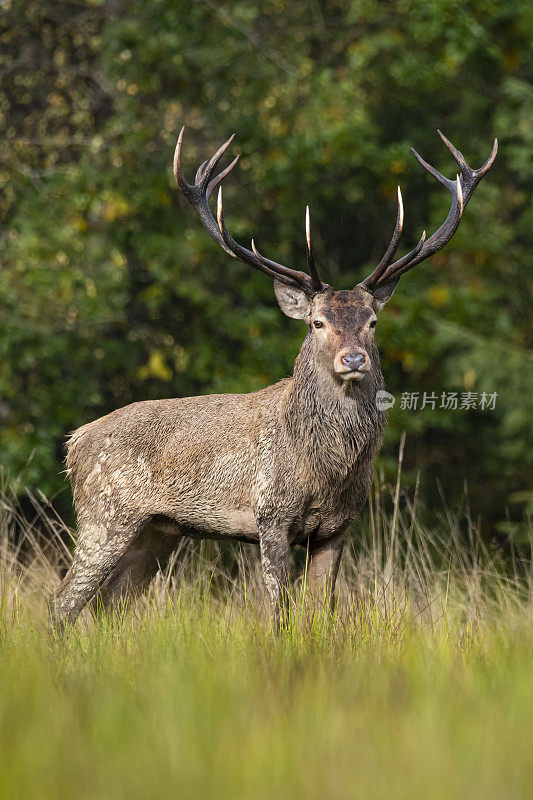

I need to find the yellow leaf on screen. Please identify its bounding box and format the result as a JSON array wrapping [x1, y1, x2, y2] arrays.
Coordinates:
[[429, 286, 449, 308], [104, 194, 130, 222], [402, 352, 415, 370], [138, 350, 173, 382], [463, 369, 477, 389], [390, 160, 405, 175]]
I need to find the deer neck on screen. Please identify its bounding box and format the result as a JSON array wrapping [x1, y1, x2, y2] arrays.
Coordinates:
[[283, 334, 385, 481]]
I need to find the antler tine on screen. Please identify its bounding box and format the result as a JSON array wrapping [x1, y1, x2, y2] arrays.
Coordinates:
[[206, 154, 240, 200], [195, 160, 208, 184], [173, 127, 237, 196], [438, 130, 498, 206], [377, 230, 427, 284], [216, 188, 317, 291], [200, 133, 236, 188], [305, 206, 325, 292], [361, 186, 404, 288], [250, 240, 309, 288], [173, 126, 188, 190], [411, 146, 455, 191]]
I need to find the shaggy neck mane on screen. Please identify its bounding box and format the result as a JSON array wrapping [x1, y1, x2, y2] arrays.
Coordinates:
[[283, 334, 385, 483]]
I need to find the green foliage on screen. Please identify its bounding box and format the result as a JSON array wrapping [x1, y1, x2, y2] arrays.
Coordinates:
[[0, 0, 531, 532]]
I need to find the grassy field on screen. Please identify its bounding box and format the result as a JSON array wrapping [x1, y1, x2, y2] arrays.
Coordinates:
[[1, 478, 532, 800]]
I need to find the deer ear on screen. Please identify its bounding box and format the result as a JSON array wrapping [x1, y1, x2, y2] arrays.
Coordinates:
[[370, 278, 400, 311], [274, 280, 312, 320]]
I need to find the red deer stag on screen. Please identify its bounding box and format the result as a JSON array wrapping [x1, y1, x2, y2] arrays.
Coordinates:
[[50, 129, 497, 628]]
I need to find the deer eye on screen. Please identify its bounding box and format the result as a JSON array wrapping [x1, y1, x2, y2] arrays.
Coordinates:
[[369, 319, 377, 328], [313, 320, 323, 329]]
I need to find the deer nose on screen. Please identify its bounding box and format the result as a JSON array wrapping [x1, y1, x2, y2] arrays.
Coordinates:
[[341, 352, 367, 371]]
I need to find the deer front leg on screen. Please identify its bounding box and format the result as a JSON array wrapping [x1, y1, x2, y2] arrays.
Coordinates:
[[258, 524, 291, 628], [304, 532, 345, 611]]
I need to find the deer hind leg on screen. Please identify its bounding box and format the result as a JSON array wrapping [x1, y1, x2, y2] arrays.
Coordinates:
[[304, 532, 345, 612], [93, 521, 181, 611], [48, 519, 144, 631]]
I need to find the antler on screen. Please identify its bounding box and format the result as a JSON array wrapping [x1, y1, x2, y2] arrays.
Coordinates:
[[173, 127, 240, 258], [360, 132, 498, 291], [174, 127, 327, 296]]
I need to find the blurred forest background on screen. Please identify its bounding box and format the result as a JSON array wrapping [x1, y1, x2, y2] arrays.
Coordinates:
[[0, 0, 531, 540]]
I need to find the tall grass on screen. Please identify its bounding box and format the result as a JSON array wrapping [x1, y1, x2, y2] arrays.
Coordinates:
[[0, 469, 532, 800]]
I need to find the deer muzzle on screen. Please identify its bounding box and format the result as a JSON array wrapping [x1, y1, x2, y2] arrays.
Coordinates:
[[334, 349, 371, 381]]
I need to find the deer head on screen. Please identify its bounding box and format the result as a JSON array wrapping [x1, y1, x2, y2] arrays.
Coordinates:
[[174, 129, 497, 385]]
